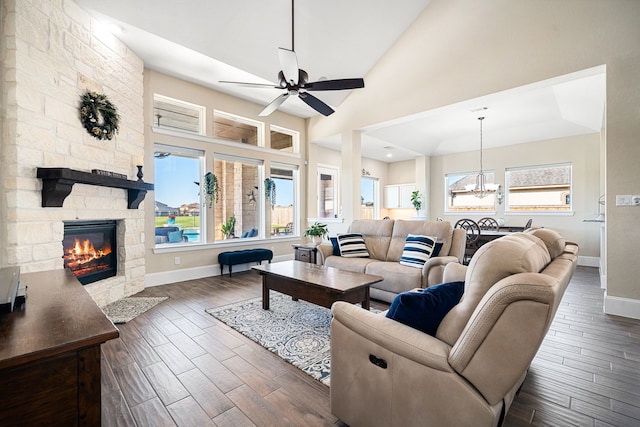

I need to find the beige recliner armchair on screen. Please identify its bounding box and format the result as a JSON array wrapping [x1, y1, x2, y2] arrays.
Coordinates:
[[330, 229, 578, 427]]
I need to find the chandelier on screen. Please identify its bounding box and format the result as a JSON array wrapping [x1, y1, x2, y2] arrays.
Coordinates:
[[473, 116, 488, 198]]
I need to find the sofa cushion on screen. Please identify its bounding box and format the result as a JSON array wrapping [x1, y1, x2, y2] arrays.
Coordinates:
[[525, 228, 566, 259], [168, 229, 184, 243], [329, 237, 341, 256], [365, 261, 424, 297], [325, 256, 375, 274], [337, 233, 370, 258], [348, 219, 395, 261], [400, 235, 437, 268], [387, 220, 454, 261], [385, 281, 465, 336]]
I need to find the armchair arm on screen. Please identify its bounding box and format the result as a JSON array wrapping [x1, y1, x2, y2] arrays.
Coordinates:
[[316, 243, 334, 265], [331, 302, 453, 372], [442, 262, 467, 283], [421, 255, 460, 287]]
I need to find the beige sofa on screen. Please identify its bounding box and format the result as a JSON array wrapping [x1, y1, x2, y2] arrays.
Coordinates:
[[317, 219, 466, 303], [330, 228, 579, 427]]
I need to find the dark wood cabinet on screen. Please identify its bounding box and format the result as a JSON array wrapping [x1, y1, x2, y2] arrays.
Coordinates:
[[0, 269, 119, 426], [293, 243, 318, 264]]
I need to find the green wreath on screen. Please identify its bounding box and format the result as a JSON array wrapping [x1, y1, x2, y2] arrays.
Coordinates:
[[79, 91, 119, 140]]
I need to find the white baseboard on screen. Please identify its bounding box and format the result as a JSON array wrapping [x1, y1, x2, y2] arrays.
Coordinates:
[[145, 254, 293, 287], [604, 293, 640, 320]]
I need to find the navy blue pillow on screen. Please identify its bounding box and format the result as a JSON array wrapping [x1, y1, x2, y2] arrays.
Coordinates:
[[432, 242, 444, 257], [330, 237, 341, 256], [385, 281, 465, 336]]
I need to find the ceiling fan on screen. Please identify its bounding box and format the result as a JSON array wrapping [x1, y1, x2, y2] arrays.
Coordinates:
[[219, 0, 365, 117]]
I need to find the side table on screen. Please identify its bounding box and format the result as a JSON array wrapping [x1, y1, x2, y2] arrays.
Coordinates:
[[292, 243, 318, 264]]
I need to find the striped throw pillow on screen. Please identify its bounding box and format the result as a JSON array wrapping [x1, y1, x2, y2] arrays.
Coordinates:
[[400, 235, 436, 268], [337, 233, 370, 258]]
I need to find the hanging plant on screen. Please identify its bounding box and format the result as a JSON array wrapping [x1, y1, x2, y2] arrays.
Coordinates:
[[264, 178, 276, 208], [203, 172, 220, 208], [79, 91, 119, 140]]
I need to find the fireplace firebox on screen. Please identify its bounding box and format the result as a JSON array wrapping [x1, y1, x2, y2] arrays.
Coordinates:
[[63, 220, 117, 285]]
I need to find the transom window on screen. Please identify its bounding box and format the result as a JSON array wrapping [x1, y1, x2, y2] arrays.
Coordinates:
[[153, 94, 205, 135], [213, 110, 263, 146], [445, 171, 497, 212], [270, 125, 299, 153], [505, 163, 572, 212]]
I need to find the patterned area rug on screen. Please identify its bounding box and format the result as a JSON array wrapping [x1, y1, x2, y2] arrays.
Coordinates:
[[206, 292, 334, 386], [102, 296, 169, 324]]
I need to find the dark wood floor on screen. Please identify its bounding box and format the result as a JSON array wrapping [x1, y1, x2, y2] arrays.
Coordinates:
[[101, 266, 640, 426]]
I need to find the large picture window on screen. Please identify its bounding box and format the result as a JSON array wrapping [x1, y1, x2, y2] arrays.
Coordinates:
[[505, 163, 572, 212], [445, 171, 497, 212], [361, 177, 378, 219], [213, 155, 262, 241], [154, 144, 204, 245]]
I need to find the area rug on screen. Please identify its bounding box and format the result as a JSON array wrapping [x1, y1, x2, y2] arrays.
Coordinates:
[[206, 293, 334, 386], [102, 296, 169, 324]]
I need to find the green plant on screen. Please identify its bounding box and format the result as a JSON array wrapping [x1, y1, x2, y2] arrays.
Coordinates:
[[221, 215, 236, 238], [264, 178, 276, 208], [410, 190, 422, 213], [203, 172, 219, 207], [303, 222, 329, 239]]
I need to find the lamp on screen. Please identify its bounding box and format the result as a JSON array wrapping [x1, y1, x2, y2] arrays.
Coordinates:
[[473, 116, 488, 199]]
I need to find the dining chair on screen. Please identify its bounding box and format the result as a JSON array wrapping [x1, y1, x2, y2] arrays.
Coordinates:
[[454, 218, 481, 265], [525, 218, 533, 229], [478, 217, 499, 231]]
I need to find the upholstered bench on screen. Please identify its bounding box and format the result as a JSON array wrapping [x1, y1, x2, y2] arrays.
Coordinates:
[[218, 248, 273, 277]]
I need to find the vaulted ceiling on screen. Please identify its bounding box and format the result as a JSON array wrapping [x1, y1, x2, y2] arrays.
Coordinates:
[[76, 0, 605, 163]]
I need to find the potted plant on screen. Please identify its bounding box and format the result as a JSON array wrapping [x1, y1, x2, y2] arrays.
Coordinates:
[[203, 172, 220, 208], [410, 190, 422, 215], [303, 222, 329, 244], [264, 178, 276, 208], [221, 215, 236, 238]]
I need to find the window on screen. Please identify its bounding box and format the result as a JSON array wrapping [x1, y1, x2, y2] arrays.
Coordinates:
[[361, 177, 378, 219], [318, 166, 339, 218], [213, 155, 262, 240], [153, 95, 205, 134], [213, 110, 263, 146], [445, 171, 497, 212], [270, 125, 299, 153], [154, 144, 204, 244], [505, 163, 572, 212], [269, 164, 298, 236]]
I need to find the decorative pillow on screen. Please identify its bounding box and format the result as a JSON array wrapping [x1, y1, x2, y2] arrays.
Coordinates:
[[432, 241, 444, 258], [385, 281, 465, 336], [155, 235, 168, 244], [400, 235, 437, 268], [247, 228, 258, 237], [337, 233, 370, 258], [168, 230, 184, 243], [329, 237, 341, 256]]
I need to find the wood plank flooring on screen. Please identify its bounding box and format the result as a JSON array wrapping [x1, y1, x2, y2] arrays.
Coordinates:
[[101, 266, 640, 426]]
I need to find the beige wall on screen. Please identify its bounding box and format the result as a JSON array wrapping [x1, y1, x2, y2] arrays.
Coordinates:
[[143, 70, 307, 282], [431, 133, 601, 257], [308, 0, 640, 316]]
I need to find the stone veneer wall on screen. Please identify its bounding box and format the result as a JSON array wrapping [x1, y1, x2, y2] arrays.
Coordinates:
[[0, 0, 145, 306]]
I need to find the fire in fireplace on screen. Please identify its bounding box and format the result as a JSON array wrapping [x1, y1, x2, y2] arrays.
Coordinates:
[[63, 220, 117, 285]]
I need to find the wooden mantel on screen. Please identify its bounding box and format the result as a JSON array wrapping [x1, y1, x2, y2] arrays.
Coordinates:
[[36, 167, 154, 209]]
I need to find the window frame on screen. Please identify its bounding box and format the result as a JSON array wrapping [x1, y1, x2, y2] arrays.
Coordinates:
[[504, 163, 573, 214], [444, 170, 497, 214], [153, 94, 205, 135], [317, 165, 340, 219]]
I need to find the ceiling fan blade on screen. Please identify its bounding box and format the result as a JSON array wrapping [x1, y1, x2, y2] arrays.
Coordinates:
[[299, 92, 334, 116], [278, 48, 299, 86], [304, 78, 365, 91], [219, 80, 280, 89], [259, 93, 289, 116]]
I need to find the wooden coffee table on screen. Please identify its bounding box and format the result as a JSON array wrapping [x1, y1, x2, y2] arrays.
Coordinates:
[[252, 260, 383, 310]]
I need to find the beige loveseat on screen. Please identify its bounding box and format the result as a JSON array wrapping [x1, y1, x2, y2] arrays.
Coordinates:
[[317, 219, 466, 303], [330, 228, 579, 427]]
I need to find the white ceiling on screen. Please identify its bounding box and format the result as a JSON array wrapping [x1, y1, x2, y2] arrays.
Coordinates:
[[76, 0, 605, 163]]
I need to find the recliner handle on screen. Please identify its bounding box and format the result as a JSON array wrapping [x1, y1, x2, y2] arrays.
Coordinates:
[[369, 354, 388, 369]]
